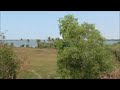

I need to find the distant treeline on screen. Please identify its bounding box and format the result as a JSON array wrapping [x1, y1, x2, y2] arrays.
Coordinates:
[[2, 37, 60, 48]]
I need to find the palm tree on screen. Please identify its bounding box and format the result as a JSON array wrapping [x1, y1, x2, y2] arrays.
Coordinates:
[[51, 38, 54, 42], [10, 43, 14, 47], [37, 39, 41, 43], [26, 39, 30, 47], [48, 37, 51, 42], [20, 38, 23, 40], [36, 39, 41, 48], [3, 35, 5, 39], [43, 40, 45, 43], [27, 39, 30, 43]]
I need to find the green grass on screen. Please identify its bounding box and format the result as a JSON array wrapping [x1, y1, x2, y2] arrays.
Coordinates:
[[13, 44, 120, 79], [13, 47, 57, 79]]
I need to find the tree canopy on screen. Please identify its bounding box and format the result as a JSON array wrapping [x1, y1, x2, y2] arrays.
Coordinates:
[[56, 14, 114, 79]]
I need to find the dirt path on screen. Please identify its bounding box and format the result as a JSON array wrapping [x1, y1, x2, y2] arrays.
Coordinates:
[[31, 70, 42, 79]]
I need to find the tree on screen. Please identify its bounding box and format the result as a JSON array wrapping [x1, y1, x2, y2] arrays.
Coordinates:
[[27, 39, 30, 47], [27, 39, 30, 44], [20, 38, 23, 41], [117, 41, 120, 44], [10, 43, 14, 47], [43, 40, 46, 43], [26, 44, 30, 47], [51, 38, 54, 42], [20, 44, 25, 47], [56, 14, 114, 79], [0, 31, 4, 39], [0, 32, 20, 79], [48, 37, 51, 42], [36, 39, 41, 48], [0, 46, 20, 79], [0, 31, 5, 44]]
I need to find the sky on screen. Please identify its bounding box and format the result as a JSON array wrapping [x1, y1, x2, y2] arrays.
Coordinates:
[[0, 11, 119, 40]]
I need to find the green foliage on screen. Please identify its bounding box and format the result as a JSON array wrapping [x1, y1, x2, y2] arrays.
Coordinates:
[[0, 46, 20, 79], [51, 38, 54, 42], [0, 31, 5, 40], [48, 37, 51, 42], [10, 43, 14, 47], [26, 44, 30, 47], [36, 39, 56, 49], [0, 31, 5, 44], [20, 38, 23, 40], [36, 39, 41, 48], [117, 41, 120, 44], [111, 44, 120, 62], [4, 43, 9, 46], [20, 44, 25, 47], [27, 39, 30, 43], [56, 14, 114, 79]]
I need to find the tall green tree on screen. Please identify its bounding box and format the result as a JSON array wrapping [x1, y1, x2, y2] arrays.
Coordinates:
[[56, 14, 114, 79]]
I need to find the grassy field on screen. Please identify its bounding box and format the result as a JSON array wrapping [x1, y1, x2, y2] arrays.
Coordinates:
[[13, 47, 57, 79], [12, 44, 120, 79]]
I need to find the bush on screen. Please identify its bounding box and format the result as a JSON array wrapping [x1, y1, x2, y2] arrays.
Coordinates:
[[111, 44, 120, 62], [20, 44, 25, 47], [56, 15, 114, 79], [117, 41, 120, 44], [4, 43, 9, 46], [0, 46, 20, 79], [10, 43, 14, 47], [26, 44, 30, 47]]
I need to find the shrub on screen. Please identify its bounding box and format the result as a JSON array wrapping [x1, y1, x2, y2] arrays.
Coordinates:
[[10, 43, 14, 47], [26, 44, 30, 47], [20, 44, 25, 47], [0, 46, 20, 79], [117, 41, 120, 44], [4, 43, 9, 46], [56, 14, 114, 79], [111, 44, 120, 62]]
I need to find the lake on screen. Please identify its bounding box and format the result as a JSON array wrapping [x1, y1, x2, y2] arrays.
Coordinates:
[[1, 39, 120, 47], [106, 40, 120, 45], [1, 40, 41, 47]]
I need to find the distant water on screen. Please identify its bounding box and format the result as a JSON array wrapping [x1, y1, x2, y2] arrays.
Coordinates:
[[1, 39, 120, 47], [105, 40, 120, 44], [1, 40, 46, 47]]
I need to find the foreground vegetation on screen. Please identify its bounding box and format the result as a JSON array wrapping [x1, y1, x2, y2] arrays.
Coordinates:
[[0, 14, 120, 79], [0, 43, 120, 79], [10, 44, 120, 79], [0, 45, 20, 79]]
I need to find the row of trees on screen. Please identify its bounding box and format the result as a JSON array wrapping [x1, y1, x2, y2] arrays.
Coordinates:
[[19, 37, 60, 48], [36, 37, 60, 48]]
